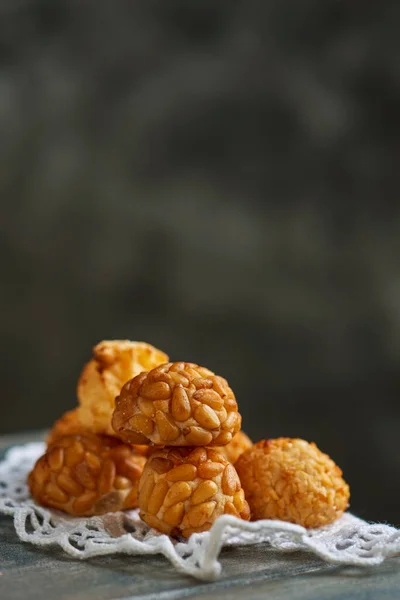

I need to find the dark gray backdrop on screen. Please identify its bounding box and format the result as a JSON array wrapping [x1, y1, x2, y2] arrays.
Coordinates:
[[1, 1, 400, 526]]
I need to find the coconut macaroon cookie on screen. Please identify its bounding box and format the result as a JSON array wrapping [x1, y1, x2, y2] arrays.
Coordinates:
[[112, 362, 241, 446], [29, 433, 147, 516], [138, 447, 250, 537], [236, 438, 350, 528], [77, 340, 169, 436]]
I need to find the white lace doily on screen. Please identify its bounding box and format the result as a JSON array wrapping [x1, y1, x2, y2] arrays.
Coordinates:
[[1, 442, 399, 580]]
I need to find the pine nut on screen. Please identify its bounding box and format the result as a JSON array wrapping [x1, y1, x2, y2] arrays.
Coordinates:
[[98, 459, 116, 494], [129, 414, 154, 436], [197, 461, 225, 479], [73, 491, 98, 514], [45, 482, 68, 503], [140, 381, 171, 400], [222, 464, 241, 495], [165, 464, 197, 482], [148, 480, 169, 514], [47, 447, 64, 471], [75, 462, 97, 490], [187, 501, 216, 528], [194, 405, 220, 430], [163, 502, 185, 527], [138, 397, 156, 418], [155, 411, 180, 441], [191, 480, 218, 505], [57, 472, 84, 496], [171, 386, 191, 422], [185, 427, 213, 446], [164, 481, 192, 507], [138, 471, 155, 510], [193, 389, 223, 410]]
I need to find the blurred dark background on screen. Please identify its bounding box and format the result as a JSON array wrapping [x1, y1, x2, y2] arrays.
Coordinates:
[[1, 1, 400, 526]]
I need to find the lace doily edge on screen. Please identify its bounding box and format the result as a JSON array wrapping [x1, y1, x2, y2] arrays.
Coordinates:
[[1, 442, 400, 581]]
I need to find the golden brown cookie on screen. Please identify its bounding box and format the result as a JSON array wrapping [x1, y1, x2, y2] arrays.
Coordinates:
[[29, 433, 147, 516], [235, 438, 350, 528], [47, 408, 150, 457], [112, 362, 241, 446], [138, 447, 250, 537], [216, 431, 253, 465], [77, 340, 169, 435]]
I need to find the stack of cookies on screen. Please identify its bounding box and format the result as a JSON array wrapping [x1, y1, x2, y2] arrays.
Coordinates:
[[112, 361, 251, 536], [28, 340, 350, 535], [29, 340, 169, 516]]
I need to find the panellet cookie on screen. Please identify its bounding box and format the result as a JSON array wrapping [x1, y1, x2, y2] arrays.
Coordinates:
[[235, 438, 350, 528], [216, 431, 253, 465], [46, 408, 150, 456], [77, 340, 169, 436], [138, 447, 250, 537], [29, 433, 147, 516], [112, 362, 241, 446]]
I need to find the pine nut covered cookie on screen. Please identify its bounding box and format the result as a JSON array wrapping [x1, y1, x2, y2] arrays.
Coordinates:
[[112, 362, 241, 446], [77, 340, 169, 435], [216, 431, 253, 465], [138, 447, 250, 537], [46, 409, 149, 456], [236, 438, 350, 528], [29, 433, 147, 516]]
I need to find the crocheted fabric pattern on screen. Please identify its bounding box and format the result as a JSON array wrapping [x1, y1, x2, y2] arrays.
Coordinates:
[[1, 443, 399, 580]]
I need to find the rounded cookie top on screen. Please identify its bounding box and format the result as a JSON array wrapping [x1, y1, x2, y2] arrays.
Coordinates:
[[138, 446, 250, 537], [112, 362, 241, 446], [235, 437, 350, 528]]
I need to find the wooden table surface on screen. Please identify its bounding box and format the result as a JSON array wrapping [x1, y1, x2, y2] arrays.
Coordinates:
[[1, 431, 399, 600]]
